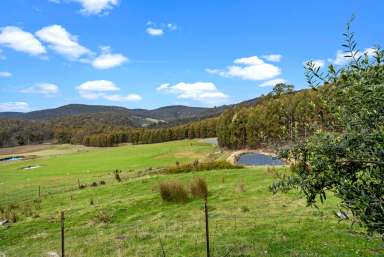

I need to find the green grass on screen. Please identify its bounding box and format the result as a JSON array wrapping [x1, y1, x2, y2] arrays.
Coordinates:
[[0, 140, 382, 257], [0, 140, 215, 204]]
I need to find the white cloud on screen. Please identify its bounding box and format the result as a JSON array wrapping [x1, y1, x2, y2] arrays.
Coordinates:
[[364, 47, 377, 57], [0, 26, 46, 56], [262, 54, 282, 62], [0, 102, 30, 112], [0, 71, 12, 77], [51, 0, 119, 15], [36, 25, 91, 60], [328, 50, 351, 66], [103, 94, 142, 102], [157, 82, 228, 105], [0, 49, 5, 60], [167, 23, 178, 31], [303, 59, 325, 69], [77, 80, 141, 102], [258, 78, 287, 87], [328, 48, 377, 66], [207, 55, 281, 81], [91, 47, 128, 69], [20, 83, 59, 97], [146, 27, 164, 36], [145, 22, 177, 36]]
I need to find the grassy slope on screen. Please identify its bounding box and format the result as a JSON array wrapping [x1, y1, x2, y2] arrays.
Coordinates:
[[0, 140, 382, 256], [0, 140, 215, 204]]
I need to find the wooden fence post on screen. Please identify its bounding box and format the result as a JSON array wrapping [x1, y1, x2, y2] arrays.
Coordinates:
[[61, 211, 65, 257], [204, 198, 210, 257], [38, 185, 41, 198]]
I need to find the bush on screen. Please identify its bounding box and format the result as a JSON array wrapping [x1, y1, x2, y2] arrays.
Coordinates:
[[90, 182, 98, 187], [99, 180, 106, 185], [190, 177, 208, 199], [94, 210, 111, 223], [159, 181, 189, 203], [164, 160, 241, 174], [114, 169, 122, 182]]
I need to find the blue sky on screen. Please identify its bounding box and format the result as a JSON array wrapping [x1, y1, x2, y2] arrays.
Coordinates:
[[0, 0, 383, 112]]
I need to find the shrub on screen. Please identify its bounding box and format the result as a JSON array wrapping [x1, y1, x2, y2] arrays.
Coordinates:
[[90, 182, 98, 187], [190, 177, 208, 199], [90, 198, 94, 205], [237, 183, 246, 193], [164, 160, 241, 174], [95, 210, 111, 223], [99, 180, 106, 185], [240, 206, 250, 213], [159, 181, 189, 203], [5, 209, 18, 223], [114, 169, 122, 182], [78, 184, 87, 189]]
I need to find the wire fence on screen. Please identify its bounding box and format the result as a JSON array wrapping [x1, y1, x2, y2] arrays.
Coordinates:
[[2, 208, 383, 257], [0, 168, 162, 206]]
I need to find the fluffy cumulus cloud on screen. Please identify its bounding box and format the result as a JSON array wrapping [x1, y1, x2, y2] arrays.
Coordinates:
[[258, 78, 287, 87], [103, 94, 142, 102], [146, 28, 164, 36], [303, 59, 325, 69], [77, 80, 142, 102], [146, 21, 177, 36], [157, 82, 228, 105], [207, 55, 281, 81], [328, 48, 377, 66], [92, 47, 128, 69], [36, 25, 91, 60], [50, 0, 119, 16], [0, 26, 46, 56], [19, 83, 59, 97], [0, 71, 12, 77], [262, 54, 282, 62], [0, 102, 30, 112]]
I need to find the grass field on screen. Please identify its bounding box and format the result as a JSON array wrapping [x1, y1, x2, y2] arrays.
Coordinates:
[[0, 140, 382, 256]]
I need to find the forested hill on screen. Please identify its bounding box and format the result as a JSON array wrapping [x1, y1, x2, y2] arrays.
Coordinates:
[[0, 96, 264, 147], [0, 96, 262, 125]]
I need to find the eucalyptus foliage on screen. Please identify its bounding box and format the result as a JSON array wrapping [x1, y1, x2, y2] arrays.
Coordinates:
[[270, 17, 384, 237]]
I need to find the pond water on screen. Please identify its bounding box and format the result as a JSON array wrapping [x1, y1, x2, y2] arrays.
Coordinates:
[[203, 138, 218, 145], [0, 156, 24, 162], [237, 152, 284, 166]]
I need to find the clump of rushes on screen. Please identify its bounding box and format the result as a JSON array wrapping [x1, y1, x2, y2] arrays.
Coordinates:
[[159, 181, 189, 203], [114, 169, 122, 182], [164, 160, 241, 174], [190, 177, 208, 199], [94, 210, 111, 224]]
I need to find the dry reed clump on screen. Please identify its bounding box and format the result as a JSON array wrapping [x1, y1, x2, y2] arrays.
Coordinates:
[[159, 181, 189, 203], [114, 169, 122, 182], [94, 210, 111, 224], [190, 177, 208, 199], [237, 182, 246, 193], [164, 160, 241, 174]]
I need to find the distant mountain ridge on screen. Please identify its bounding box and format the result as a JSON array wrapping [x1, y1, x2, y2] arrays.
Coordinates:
[[0, 97, 263, 127]]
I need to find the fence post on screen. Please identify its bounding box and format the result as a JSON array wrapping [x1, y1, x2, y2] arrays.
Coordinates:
[[61, 211, 65, 257], [38, 185, 41, 198], [204, 197, 210, 257], [159, 237, 166, 257]]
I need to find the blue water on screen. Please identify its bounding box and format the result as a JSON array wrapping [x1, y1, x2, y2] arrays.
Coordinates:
[[237, 153, 284, 166], [203, 138, 218, 145], [0, 156, 24, 162]]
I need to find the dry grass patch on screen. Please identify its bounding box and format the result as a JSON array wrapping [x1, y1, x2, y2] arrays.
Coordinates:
[[159, 181, 189, 203]]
